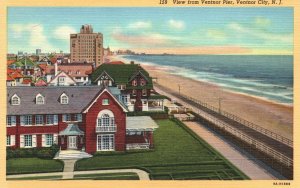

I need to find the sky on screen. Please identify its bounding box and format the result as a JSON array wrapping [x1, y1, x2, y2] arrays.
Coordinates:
[[8, 7, 293, 55]]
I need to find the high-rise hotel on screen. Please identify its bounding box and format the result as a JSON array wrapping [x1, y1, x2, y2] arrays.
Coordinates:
[[70, 25, 103, 66]]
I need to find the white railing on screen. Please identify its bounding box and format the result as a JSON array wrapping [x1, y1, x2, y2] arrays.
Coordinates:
[[126, 143, 150, 150], [96, 125, 117, 133]]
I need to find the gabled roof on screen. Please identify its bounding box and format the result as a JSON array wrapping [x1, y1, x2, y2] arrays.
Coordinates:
[[14, 57, 35, 67], [48, 71, 77, 85], [7, 86, 127, 115], [91, 64, 153, 87]]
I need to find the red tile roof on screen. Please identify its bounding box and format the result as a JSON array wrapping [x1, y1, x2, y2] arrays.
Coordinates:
[[7, 75, 15, 81], [22, 79, 32, 84], [7, 60, 16, 65]]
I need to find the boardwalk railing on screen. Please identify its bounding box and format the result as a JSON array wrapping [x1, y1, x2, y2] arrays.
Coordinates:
[[191, 109, 293, 167], [179, 93, 293, 147]]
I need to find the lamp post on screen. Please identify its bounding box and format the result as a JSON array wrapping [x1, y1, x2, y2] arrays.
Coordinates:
[[218, 97, 222, 113], [178, 84, 181, 95]]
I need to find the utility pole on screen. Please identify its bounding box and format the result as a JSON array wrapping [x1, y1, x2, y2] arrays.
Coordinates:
[[178, 84, 181, 95], [218, 97, 222, 113]]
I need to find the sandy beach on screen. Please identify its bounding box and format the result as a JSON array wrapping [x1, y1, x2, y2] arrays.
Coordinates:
[[109, 55, 293, 140]]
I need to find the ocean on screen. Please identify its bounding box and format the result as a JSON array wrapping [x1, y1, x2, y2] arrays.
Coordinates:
[[121, 55, 293, 105]]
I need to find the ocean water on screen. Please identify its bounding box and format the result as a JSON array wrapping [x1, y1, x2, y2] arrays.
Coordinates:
[[121, 55, 293, 104]]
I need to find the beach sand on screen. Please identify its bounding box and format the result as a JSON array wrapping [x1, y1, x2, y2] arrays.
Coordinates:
[[109, 56, 293, 140]]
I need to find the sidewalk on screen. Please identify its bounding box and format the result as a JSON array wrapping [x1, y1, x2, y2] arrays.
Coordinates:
[[185, 121, 285, 180]]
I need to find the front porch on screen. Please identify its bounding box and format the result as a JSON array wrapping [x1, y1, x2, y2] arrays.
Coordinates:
[[58, 123, 85, 151], [125, 116, 159, 150]]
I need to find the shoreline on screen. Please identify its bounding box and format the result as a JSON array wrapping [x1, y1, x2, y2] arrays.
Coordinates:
[[107, 55, 293, 139]]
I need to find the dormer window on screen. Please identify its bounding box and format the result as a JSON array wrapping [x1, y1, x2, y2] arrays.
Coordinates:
[[60, 93, 69, 104], [36, 93, 45, 104], [11, 94, 20, 105]]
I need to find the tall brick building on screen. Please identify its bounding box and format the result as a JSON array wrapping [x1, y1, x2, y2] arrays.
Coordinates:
[[70, 25, 103, 66]]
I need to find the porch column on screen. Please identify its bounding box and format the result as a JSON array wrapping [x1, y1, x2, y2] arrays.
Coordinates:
[[148, 131, 154, 149]]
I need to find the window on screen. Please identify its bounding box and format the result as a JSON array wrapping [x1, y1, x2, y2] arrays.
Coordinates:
[[20, 115, 32, 126], [142, 89, 147, 96], [102, 99, 109, 105], [59, 76, 65, 83], [46, 115, 58, 125], [132, 89, 137, 96], [132, 79, 137, 86], [60, 93, 69, 104], [7, 116, 16, 126], [140, 78, 146, 86], [74, 114, 82, 122], [46, 134, 54, 146], [6, 135, 15, 146], [97, 113, 115, 127], [11, 94, 20, 105], [62, 114, 71, 122], [35, 115, 44, 125], [24, 135, 32, 147], [7, 136, 11, 146], [121, 95, 128, 104], [97, 134, 114, 151], [36, 94, 44, 104]]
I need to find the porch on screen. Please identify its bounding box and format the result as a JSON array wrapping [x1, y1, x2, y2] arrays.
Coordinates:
[[125, 116, 159, 150], [58, 123, 85, 151]]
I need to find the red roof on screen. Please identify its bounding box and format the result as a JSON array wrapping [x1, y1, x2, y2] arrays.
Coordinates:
[[35, 79, 47, 86], [7, 75, 15, 81], [50, 57, 57, 64], [7, 60, 16, 65], [22, 79, 32, 84], [10, 71, 24, 79], [109, 61, 125, 65], [38, 64, 47, 70]]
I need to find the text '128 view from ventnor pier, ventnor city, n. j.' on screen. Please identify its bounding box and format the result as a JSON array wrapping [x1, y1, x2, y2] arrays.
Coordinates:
[[6, 7, 293, 181]]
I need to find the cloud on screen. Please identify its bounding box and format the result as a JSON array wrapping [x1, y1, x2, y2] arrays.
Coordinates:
[[206, 29, 227, 41], [111, 28, 182, 47], [53, 26, 76, 40], [254, 17, 271, 27], [168, 19, 185, 30], [128, 21, 152, 29], [228, 23, 292, 43], [9, 24, 56, 52]]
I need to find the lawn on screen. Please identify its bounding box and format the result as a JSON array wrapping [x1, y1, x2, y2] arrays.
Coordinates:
[[76, 119, 248, 180], [73, 172, 139, 180], [6, 158, 64, 175], [7, 175, 62, 180]]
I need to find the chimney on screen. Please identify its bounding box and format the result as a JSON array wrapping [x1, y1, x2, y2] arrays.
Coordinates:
[[130, 61, 134, 65], [54, 62, 58, 76]]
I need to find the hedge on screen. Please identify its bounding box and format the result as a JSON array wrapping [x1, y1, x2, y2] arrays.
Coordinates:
[[7, 144, 59, 159]]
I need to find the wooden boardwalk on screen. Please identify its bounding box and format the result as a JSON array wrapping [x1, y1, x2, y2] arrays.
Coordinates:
[[155, 84, 293, 167]]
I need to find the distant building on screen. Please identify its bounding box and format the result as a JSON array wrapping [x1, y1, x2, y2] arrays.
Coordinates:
[[36, 49, 41, 55], [70, 25, 103, 67]]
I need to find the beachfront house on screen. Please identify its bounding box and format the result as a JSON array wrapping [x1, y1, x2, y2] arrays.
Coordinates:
[[6, 86, 158, 155], [90, 62, 166, 112]]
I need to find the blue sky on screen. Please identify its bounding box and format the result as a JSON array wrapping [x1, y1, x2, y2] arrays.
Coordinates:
[[8, 7, 293, 54]]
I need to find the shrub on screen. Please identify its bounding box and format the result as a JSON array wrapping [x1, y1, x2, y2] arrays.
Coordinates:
[[6, 144, 59, 159]]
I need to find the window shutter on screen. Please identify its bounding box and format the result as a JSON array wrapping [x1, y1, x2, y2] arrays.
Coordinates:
[[42, 134, 46, 147], [54, 115, 58, 125], [53, 134, 58, 144], [11, 135, 15, 146], [20, 116, 24, 126], [32, 135, 37, 147], [20, 135, 24, 148]]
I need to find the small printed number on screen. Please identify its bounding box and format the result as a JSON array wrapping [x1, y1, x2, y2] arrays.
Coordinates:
[[160, 0, 167, 4]]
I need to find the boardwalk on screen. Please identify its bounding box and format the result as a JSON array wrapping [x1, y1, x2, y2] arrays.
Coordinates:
[[155, 84, 293, 164], [185, 121, 285, 179]]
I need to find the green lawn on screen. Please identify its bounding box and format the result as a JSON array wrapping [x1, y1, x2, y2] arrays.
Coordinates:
[[7, 158, 64, 175], [76, 119, 248, 180], [7, 175, 62, 180], [73, 172, 139, 180]]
